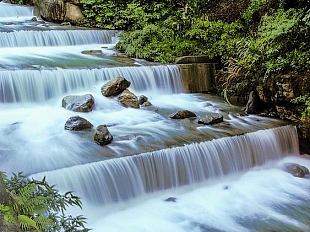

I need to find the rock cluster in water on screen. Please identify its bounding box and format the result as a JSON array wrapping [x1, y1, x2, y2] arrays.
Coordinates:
[[61, 76, 227, 146], [62, 76, 152, 146]]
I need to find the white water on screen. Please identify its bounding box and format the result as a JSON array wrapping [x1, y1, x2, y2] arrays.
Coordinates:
[[86, 155, 310, 232], [0, 2, 33, 19], [31, 125, 300, 206], [0, 30, 119, 47], [1, 3, 310, 232]]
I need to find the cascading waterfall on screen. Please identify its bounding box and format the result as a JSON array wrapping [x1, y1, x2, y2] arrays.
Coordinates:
[[0, 30, 120, 47], [0, 65, 182, 103], [31, 125, 300, 206], [1, 3, 310, 232], [0, 2, 33, 19]]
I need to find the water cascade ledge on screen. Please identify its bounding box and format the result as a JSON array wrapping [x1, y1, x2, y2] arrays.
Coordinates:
[[31, 125, 299, 206], [0, 65, 182, 103], [0, 2, 33, 18], [0, 30, 120, 47]]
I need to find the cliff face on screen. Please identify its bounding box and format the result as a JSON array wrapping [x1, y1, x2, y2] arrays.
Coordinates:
[[33, 0, 83, 23], [256, 72, 310, 154]]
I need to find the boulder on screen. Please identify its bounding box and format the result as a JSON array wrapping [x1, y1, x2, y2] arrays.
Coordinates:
[[282, 163, 309, 178], [169, 110, 197, 119], [62, 94, 95, 112], [33, 0, 83, 23], [94, 125, 113, 146], [198, 113, 224, 125], [64, 116, 93, 131], [101, 77, 131, 97], [118, 89, 139, 108]]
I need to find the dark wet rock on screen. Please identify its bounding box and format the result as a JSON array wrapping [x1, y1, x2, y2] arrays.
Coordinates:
[[81, 50, 103, 55], [94, 125, 113, 146], [138, 95, 152, 107], [101, 76, 131, 97], [64, 116, 93, 131], [139, 95, 148, 105], [62, 94, 95, 112], [165, 197, 177, 203], [283, 163, 309, 178], [169, 110, 197, 119], [198, 113, 224, 125], [245, 91, 261, 114], [118, 89, 139, 108]]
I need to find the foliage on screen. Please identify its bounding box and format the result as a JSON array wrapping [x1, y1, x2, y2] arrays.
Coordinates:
[[291, 95, 310, 119], [9, 0, 24, 4], [221, 7, 310, 97], [0, 172, 90, 232], [77, 0, 310, 119], [242, 0, 268, 23]]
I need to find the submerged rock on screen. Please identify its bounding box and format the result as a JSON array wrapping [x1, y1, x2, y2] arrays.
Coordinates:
[[101, 76, 131, 97], [118, 89, 139, 108], [169, 110, 197, 119], [64, 116, 93, 131], [94, 125, 113, 146], [62, 94, 95, 112], [198, 113, 223, 125], [282, 163, 310, 178], [165, 197, 177, 203], [81, 50, 103, 55]]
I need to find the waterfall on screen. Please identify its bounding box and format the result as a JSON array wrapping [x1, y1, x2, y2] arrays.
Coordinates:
[[2, 4, 309, 231], [0, 30, 120, 47], [31, 125, 299, 206], [0, 65, 183, 103], [0, 2, 33, 19]]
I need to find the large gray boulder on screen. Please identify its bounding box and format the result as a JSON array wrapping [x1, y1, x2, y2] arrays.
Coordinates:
[[64, 116, 93, 131], [33, 0, 83, 23], [62, 94, 95, 112], [198, 113, 224, 125], [101, 77, 131, 97], [94, 125, 113, 146], [118, 89, 139, 108]]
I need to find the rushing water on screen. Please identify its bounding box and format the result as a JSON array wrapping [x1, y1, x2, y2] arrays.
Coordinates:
[[1, 3, 310, 232]]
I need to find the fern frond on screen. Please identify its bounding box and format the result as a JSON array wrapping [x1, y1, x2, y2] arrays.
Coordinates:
[[18, 214, 39, 231], [34, 215, 54, 230]]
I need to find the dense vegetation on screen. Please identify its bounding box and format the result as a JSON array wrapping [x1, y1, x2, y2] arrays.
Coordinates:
[[0, 172, 90, 231], [79, 0, 310, 117]]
